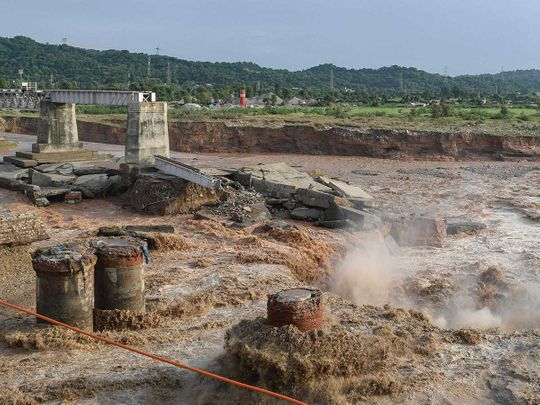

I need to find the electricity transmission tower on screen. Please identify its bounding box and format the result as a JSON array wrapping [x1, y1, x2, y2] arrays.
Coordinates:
[[167, 61, 172, 85], [147, 55, 152, 79], [330, 68, 334, 91]]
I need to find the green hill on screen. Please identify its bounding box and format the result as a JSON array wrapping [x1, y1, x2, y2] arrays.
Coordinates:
[[1, 36, 539, 99]]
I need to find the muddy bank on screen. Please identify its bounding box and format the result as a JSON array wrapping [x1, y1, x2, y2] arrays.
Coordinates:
[[2, 116, 540, 160]]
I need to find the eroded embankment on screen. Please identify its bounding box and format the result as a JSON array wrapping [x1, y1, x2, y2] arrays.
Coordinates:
[[2, 115, 540, 160]]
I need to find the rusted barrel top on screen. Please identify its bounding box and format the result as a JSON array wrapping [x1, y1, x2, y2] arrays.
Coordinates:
[[92, 237, 147, 267], [267, 287, 324, 332], [32, 243, 97, 274]]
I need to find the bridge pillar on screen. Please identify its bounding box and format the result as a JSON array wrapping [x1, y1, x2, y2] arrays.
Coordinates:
[[32, 101, 83, 153], [125, 102, 169, 164]]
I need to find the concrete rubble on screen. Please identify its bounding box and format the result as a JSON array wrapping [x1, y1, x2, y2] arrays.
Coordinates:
[[1, 151, 449, 245], [0, 159, 124, 205], [228, 163, 377, 230]]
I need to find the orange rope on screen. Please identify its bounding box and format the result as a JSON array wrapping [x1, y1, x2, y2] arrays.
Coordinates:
[[0, 300, 307, 405]]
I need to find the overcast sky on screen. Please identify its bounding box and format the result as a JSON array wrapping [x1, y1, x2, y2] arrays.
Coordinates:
[[3, 0, 539, 76]]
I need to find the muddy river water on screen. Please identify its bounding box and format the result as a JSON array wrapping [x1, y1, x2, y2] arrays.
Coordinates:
[[0, 132, 539, 404]]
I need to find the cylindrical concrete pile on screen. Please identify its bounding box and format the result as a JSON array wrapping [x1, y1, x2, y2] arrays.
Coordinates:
[[267, 287, 324, 332], [93, 237, 146, 312], [32, 243, 97, 331]]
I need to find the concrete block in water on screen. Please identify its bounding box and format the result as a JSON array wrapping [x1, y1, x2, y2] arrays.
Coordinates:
[[93, 237, 147, 313], [390, 217, 446, 247], [267, 288, 324, 332], [32, 244, 97, 331]]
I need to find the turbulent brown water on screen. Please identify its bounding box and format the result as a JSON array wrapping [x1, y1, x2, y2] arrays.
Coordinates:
[[0, 132, 539, 403]]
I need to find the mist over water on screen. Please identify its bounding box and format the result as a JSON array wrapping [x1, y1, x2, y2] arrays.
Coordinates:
[[330, 235, 540, 332]]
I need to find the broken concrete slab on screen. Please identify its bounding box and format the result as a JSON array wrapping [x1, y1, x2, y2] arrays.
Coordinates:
[[262, 220, 292, 231], [339, 206, 366, 226], [30, 169, 76, 187], [290, 207, 324, 221], [26, 186, 71, 203], [295, 188, 336, 209], [320, 201, 346, 222], [251, 178, 297, 199], [154, 155, 220, 189], [390, 217, 446, 247], [240, 163, 332, 192], [2, 155, 38, 168], [266, 198, 289, 205], [318, 219, 348, 229], [245, 202, 272, 221], [125, 225, 175, 233], [446, 221, 487, 236], [0, 177, 19, 191], [0, 166, 28, 190], [318, 201, 380, 230], [73, 174, 122, 198], [98, 225, 175, 237], [316, 176, 373, 200], [34, 160, 120, 176], [283, 201, 297, 210], [15, 150, 98, 164], [33, 162, 72, 174], [0, 164, 28, 179]]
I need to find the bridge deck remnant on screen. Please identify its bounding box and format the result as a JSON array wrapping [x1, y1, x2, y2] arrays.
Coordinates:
[[0, 89, 155, 109], [46, 90, 155, 106]]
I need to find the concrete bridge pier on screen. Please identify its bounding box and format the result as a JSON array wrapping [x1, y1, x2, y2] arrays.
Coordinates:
[[32, 101, 83, 153], [125, 102, 169, 164]]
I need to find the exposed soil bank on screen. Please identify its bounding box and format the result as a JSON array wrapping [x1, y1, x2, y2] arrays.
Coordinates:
[[2, 116, 540, 160]]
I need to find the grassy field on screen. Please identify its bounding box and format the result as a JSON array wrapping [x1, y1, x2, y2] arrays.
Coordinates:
[[3, 105, 540, 137]]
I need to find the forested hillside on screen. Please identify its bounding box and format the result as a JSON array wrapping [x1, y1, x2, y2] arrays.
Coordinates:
[[1, 36, 539, 101]]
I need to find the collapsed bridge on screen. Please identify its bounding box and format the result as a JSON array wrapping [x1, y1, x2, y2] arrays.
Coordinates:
[[1, 88, 168, 166]]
